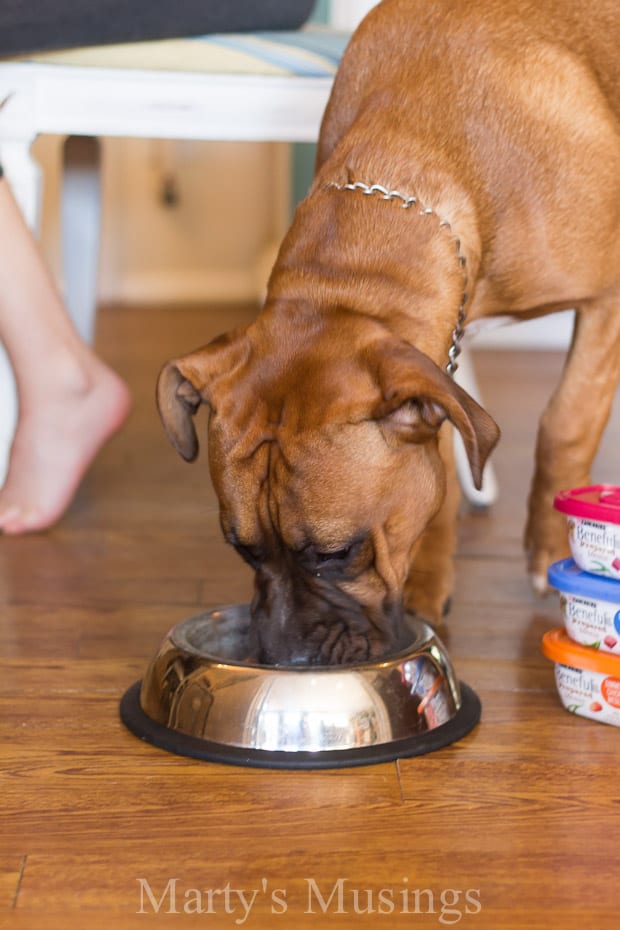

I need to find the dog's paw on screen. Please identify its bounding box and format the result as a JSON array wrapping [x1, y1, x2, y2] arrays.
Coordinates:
[[525, 507, 571, 597], [404, 572, 453, 629], [529, 570, 550, 598], [526, 539, 570, 598]]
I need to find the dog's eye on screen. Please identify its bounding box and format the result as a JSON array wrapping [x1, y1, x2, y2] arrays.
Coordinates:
[[315, 544, 353, 564], [301, 537, 368, 577]]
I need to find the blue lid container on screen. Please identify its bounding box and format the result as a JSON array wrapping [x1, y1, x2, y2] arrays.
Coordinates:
[[548, 558, 620, 602], [547, 558, 620, 654]]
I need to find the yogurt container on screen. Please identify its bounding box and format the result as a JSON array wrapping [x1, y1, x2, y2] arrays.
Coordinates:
[[542, 628, 620, 727], [554, 485, 620, 578], [548, 558, 620, 654]]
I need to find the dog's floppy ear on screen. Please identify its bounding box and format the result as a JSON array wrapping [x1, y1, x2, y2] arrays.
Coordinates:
[[371, 341, 500, 490], [156, 330, 249, 461]]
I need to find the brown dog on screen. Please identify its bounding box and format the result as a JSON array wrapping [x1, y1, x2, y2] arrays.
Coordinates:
[[157, 0, 620, 665]]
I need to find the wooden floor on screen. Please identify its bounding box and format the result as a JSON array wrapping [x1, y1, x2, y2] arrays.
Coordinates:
[[2, 302, 619, 929]]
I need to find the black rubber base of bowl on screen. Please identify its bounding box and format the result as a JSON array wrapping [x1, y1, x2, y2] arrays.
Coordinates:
[[120, 680, 481, 770]]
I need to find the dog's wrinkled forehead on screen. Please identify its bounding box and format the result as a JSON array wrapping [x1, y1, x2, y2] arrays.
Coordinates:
[[209, 365, 390, 551], [157, 313, 499, 522], [217, 333, 378, 428]]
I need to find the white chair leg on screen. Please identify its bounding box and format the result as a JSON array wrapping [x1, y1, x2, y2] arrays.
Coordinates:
[[0, 136, 41, 487], [453, 344, 499, 509], [61, 136, 101, 345], [0, 342, 17, 487]]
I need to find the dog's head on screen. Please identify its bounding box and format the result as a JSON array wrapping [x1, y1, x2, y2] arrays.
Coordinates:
[[157, 309, 498, 665]]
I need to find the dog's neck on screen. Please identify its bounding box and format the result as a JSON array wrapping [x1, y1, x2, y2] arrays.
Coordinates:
[[325, 181, 470, 374], [267, 173, 481, 372]]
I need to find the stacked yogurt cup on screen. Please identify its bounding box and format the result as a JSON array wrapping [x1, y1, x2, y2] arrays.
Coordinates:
[[542, 485, 620, 727]]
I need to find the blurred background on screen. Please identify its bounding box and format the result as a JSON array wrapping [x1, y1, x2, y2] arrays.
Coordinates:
[[29, 0, 572, 348]]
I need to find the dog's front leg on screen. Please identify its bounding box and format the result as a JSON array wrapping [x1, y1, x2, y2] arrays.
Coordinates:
[[403, 425, 460, 625], [526, 289, 620, 592]]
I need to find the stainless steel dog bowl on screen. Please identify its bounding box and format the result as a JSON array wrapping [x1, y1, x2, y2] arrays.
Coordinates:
[[120, 604, 480, 768]]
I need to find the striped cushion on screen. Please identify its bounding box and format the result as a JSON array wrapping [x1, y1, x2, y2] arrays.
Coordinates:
[[18, 26, 350, 77]]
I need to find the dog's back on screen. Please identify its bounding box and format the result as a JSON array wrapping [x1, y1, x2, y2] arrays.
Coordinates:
[[320, 0, 620, 144], [314, 0, 620, 326]]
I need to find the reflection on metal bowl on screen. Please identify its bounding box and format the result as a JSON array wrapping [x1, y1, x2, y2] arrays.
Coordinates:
[[121, 604, 480, 769]]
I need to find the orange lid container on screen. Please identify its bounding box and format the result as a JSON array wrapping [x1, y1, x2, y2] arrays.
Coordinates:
[[542, 628, 620, 675]]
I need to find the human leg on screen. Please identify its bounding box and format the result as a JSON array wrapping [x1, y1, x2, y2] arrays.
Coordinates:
[[0, 170, 130, 533]]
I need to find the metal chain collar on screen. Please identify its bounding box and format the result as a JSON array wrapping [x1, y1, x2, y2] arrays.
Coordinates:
[[325, 181, 468, 376]]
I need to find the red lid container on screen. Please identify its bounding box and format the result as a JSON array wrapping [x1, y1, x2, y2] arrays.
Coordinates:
[[554, 485, 620, 525]]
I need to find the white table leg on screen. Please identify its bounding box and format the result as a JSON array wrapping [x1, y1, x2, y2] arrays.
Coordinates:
[[61, 136, 101, 344]]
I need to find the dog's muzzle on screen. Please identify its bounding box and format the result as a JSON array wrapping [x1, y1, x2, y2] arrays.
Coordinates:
[[250, 563, 404, 666]]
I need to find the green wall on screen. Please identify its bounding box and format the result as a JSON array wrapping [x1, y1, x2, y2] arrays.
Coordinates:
[[290, 0, 330, 213]]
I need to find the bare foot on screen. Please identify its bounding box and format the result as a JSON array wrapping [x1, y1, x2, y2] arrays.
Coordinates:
[[0, 357, 131, 534]]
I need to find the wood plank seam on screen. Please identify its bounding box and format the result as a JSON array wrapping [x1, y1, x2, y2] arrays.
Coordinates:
[[12, 855, 28, 910]]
